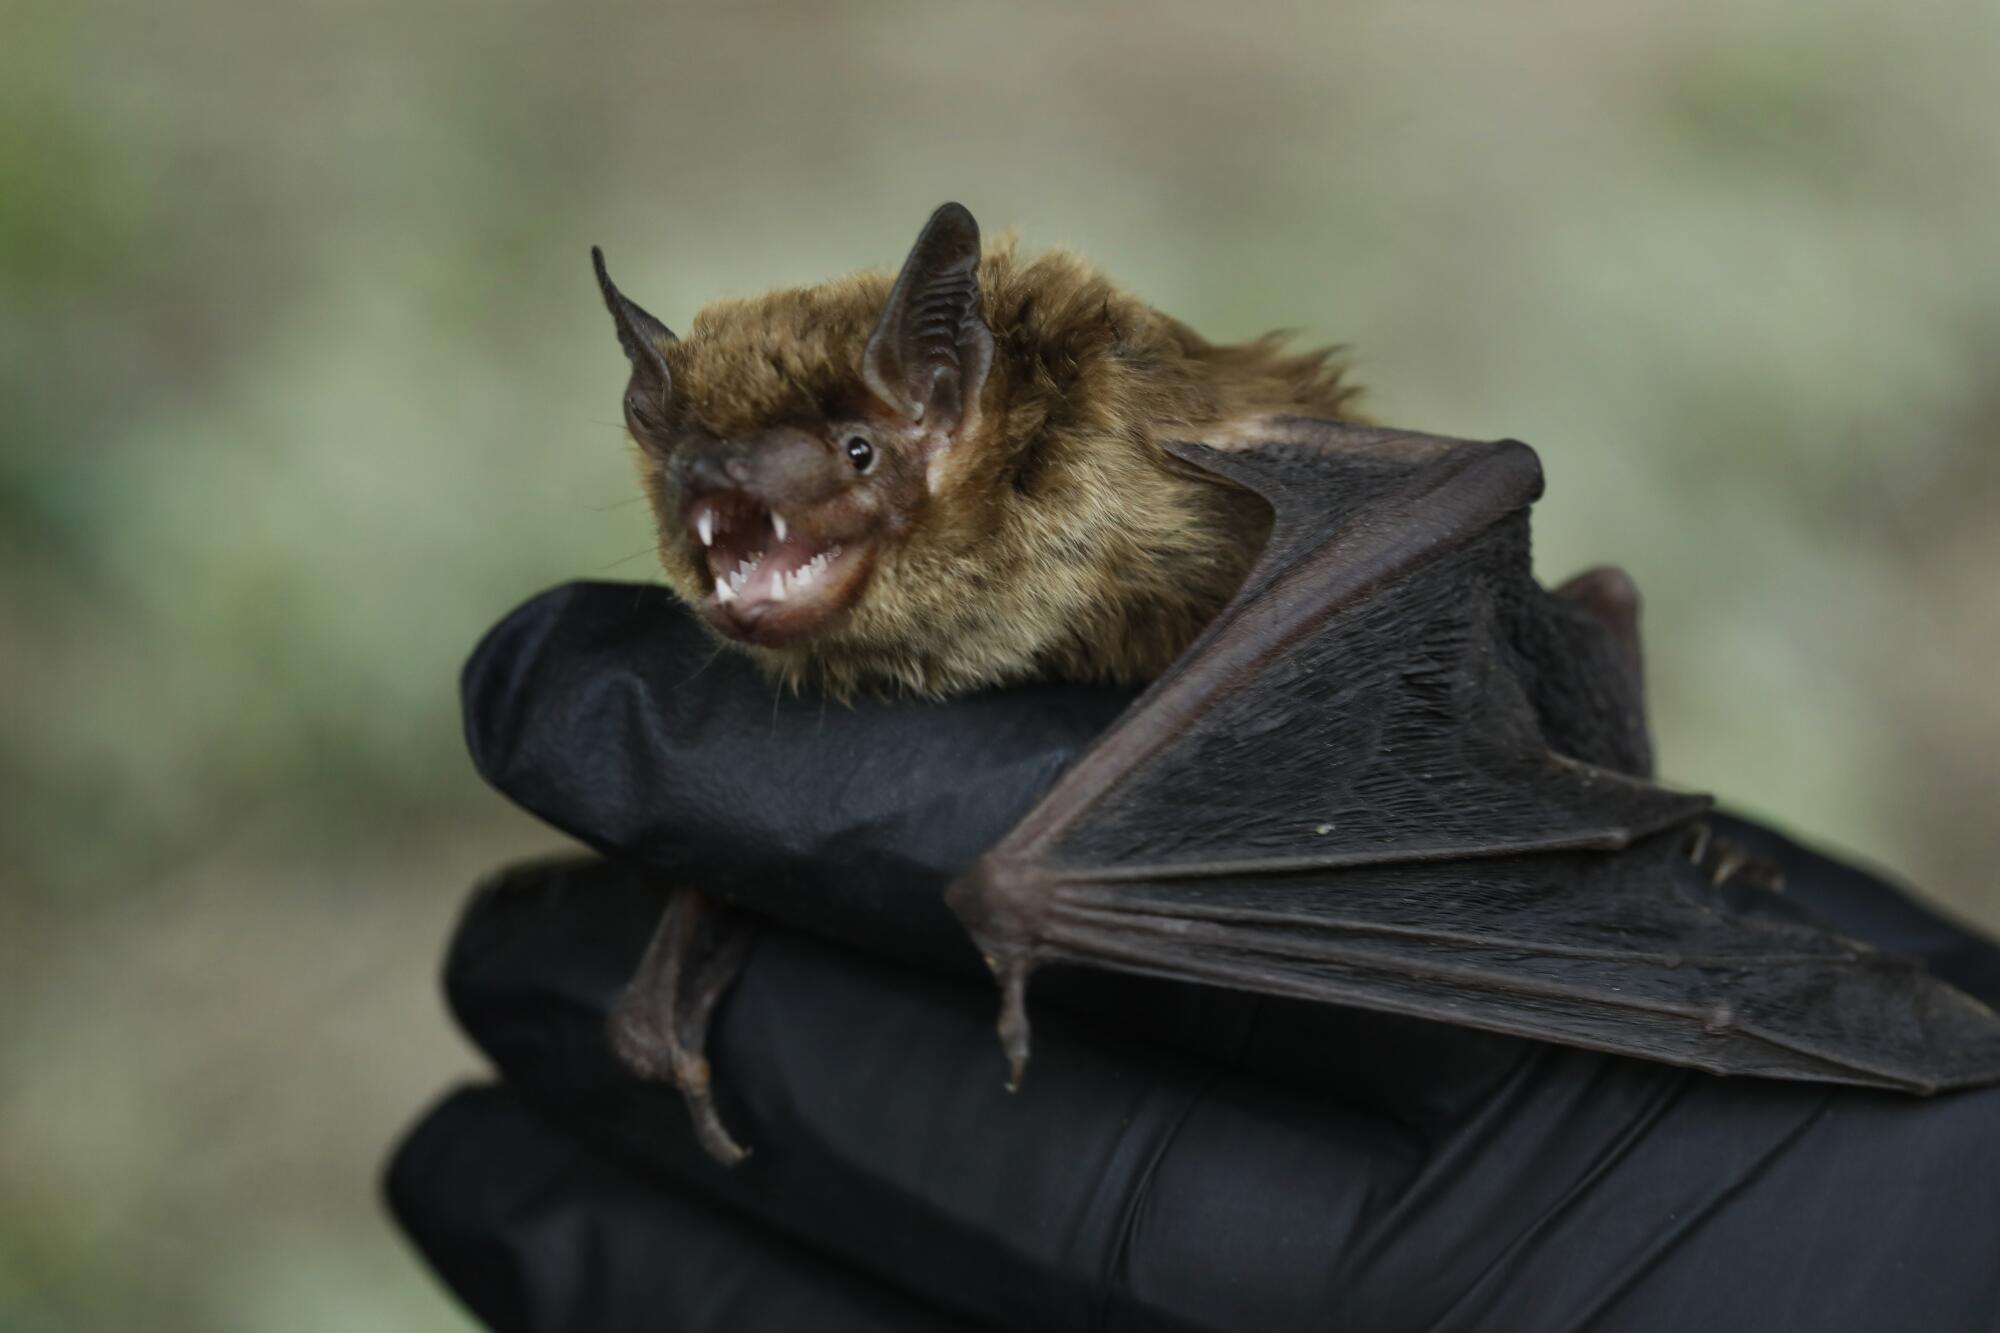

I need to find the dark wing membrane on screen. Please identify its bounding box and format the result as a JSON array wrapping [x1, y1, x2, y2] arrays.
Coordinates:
[[1037, 837, 2000, 1091], [991, 423, 1704, 879], [948, 418, 2000, 1092]]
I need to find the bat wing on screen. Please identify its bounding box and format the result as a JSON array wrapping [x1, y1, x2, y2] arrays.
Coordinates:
[[946, 418, 2000, 1093]]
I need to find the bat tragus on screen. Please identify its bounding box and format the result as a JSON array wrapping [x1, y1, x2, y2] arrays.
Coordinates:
[[592, 202, 2000, 1164]]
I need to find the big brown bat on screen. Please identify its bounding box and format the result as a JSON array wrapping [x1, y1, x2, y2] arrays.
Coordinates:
[[592, 204, 2000, 1165]]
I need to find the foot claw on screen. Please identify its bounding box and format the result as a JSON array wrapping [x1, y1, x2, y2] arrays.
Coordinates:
[[1685, 823, 1787, 894], [996, 956, 1033, 1092], [687, 1085, 752, 1167]]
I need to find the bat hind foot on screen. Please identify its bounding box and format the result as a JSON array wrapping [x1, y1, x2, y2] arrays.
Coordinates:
[[608, 886, 759, 1166]]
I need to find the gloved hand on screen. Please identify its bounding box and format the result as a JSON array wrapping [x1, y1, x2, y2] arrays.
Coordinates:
[[386, 582, 2000, 1333]]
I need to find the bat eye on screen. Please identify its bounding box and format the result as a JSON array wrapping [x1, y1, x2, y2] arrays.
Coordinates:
[[844, 435, 875, 473]]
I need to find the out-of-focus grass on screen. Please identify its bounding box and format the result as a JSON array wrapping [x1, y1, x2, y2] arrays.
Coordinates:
[[4, 1, 1996, 1327]]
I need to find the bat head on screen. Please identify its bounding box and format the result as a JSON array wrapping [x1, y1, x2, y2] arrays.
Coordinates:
[[592, 203, 996, 664], [592, 203, 1353, 696]]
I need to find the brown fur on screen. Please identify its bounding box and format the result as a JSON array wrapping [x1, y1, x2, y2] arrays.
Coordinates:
[[633, 237, 1363, 697]]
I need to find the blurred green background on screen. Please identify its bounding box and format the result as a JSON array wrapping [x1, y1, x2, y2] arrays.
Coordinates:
[[4, 0, 1996, 1327]]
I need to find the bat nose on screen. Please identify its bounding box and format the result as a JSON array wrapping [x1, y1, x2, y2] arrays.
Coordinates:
[[682, 449, 755, 497], [680, 430, 838, 506]]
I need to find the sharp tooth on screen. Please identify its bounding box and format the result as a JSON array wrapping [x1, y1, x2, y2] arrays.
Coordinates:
[[714, 580, 735, 605], [696, 508, 714, 547], [772, 511, 788, 542], [769, 571, 787, 601]]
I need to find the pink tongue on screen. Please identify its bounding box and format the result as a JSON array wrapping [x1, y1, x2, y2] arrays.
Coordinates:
[[760, 535, 822, 576]]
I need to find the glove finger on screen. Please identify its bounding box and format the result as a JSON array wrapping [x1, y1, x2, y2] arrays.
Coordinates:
[[461, 580, 1133, 964], [384, 1083, 979, 1333]]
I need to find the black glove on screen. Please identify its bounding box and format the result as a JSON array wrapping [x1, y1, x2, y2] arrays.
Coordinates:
[[386, 582, 2000, 1332]]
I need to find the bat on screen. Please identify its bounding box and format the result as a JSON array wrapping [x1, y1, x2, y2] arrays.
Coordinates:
[[589, 203, 2000, 1163]]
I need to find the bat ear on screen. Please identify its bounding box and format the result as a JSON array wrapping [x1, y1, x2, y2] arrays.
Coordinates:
[[592, 246, 675, 411], [862, 202, 994, 437]]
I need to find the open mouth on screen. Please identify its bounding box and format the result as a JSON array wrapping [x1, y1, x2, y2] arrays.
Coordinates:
[[688, 491, 872, 646]]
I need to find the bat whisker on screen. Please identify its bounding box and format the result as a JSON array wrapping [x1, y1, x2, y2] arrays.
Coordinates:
[[597, 545, 659, 571], [680, 643, 730, 687]]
